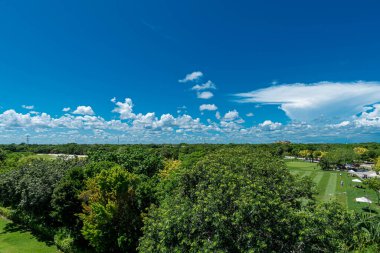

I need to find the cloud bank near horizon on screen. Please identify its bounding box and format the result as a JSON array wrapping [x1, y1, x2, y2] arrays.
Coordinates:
[[235, 81, 380, 123], [0, 95, 379, 144], [1, 77, 380, 144]]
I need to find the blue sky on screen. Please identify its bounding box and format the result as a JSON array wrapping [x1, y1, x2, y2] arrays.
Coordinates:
[[1, 0, 380, 143]]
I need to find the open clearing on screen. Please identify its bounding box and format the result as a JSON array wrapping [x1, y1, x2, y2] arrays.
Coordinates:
[[286, 160, 380, 213], [0, 217, 59, 253]]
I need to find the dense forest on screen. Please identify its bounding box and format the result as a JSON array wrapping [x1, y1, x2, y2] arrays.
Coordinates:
[[1, 143, 380, 252]]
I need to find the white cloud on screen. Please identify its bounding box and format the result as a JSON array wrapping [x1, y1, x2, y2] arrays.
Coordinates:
[[331, 121, 351, 128], [155, 114, 175, 128], [177, 105, 187, 114], [223, 110, 239, 121], [191, 80, 216, 91], [197, 91, 214, 99], [112, 98, 136, 120], [2, 92, 380, 144], [246, 112, 254, 117], [235, 81, 380, 122], [179, 71, 203, 83], [133, 112, 156, 128], [22, 105, 34, 110], [259, 120, 282, 131], [73, 106, 95, 115], [200, 104, 218, 111], [354, 103, 380, 127], [62, 107, 71, 112]]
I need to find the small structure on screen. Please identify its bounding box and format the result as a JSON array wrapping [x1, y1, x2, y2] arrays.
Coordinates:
[[349, 170, 377, 179], [345, 164, 356, 170], [359, 163, 374, 170], [355, 197, 372, 203]]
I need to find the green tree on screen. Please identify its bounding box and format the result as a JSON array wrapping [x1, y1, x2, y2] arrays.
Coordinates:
[[319, 148, 356, 170], [0, 148, 6, 162], [80, 166, 143, 253], [0, 157, 85, 220], [139, 148, 314, 252], [51, 167, 86, 231], [298, 202, 356, 252], [374, 157, 380, 174]]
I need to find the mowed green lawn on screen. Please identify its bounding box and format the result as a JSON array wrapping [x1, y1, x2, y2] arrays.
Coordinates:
[[286, 160, 380, 214], [0, 217, 59, 253]]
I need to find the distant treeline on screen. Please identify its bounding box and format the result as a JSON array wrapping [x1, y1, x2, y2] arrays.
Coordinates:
[[1, 142, 380, 158]]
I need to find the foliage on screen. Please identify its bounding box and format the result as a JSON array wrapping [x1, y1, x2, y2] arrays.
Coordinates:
[[297, 202, 356, 252], [352, 214, 380, 252], [159, 159, 181, 179], [50, 166, 86, 239], [319, 148, 356, 170], [375, 157, 380, 174], [80, 165, 143, 253], [88, 148, 164, 177], [299, 149, 312, 159], [365, 178, 380, 204], [139, 148, 315, 252], [0, 158, 85, 221], [1, 144, 380, 252], [54, 228, 76, 253], [0, 148, 6, 162], [354, 147, 369, 155]]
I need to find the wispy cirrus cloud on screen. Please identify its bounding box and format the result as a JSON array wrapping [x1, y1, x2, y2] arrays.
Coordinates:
[[22, 105, 34, 110], [235, 81, 380, 122]]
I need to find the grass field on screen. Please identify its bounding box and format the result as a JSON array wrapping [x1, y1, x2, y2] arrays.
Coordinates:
[[286, 160, 380, 213], [0, 217, 59, 253]]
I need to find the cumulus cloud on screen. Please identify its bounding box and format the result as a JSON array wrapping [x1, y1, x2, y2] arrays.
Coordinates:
[[246, 112, 254, 117], [354, 103, 380, 127], [22, 105, 34, 110], [179, 71, 203, 83], [235, 81, 380, 122], [133, 112, 156, 128], [259, 120, 282, 131], [197, 91, 214, 99], [2, 92, 380, 143], [62, 107, 71, 112], [112, 98, 136, 120], [223, 110, 239, 121], [331, 121, 351, 128], [191, 80, 216, 91], [73, 106, 95, 115], [200, 104, 218, 111]]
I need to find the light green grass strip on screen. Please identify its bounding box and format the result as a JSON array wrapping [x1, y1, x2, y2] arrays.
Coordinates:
[[0, 217, 59, 253], [312, 172, 324, 185], [334, 173, 348, 208], [323, 173, 338, 201], [302, 171, 312, 177], [316, 173, 331, 199], [295, 171, 306, 177]]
